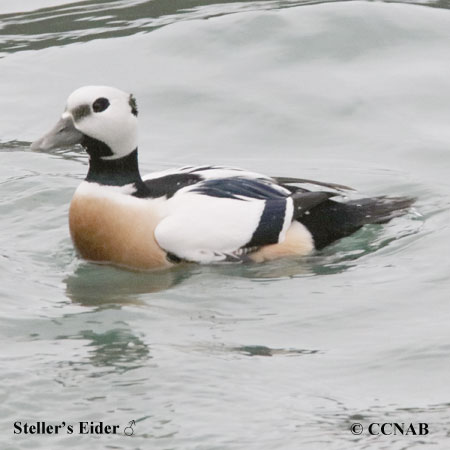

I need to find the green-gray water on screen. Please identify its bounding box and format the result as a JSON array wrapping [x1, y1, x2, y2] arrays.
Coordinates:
[[1, 0, 450, 448]]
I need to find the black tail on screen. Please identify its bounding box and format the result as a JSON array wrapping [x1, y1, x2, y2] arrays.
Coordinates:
[[298, 196, 415, 250]]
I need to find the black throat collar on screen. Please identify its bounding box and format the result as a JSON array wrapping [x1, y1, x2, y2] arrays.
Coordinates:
[[83, 136, 149, 198]]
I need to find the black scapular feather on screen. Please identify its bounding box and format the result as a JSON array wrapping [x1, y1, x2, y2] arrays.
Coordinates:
[[298, 196, 415, 249]]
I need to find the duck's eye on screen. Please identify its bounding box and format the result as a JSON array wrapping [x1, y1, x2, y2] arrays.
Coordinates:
[[92, 97, 110, 113]]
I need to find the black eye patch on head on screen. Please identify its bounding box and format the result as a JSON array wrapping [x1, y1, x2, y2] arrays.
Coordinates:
[[92, 97, 110, 113]]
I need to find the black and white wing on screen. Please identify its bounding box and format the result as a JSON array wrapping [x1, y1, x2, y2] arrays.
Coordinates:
[[142, 166, 341, 263]]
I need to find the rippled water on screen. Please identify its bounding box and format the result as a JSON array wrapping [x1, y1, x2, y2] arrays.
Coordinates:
[[1, 0, 450, 448]]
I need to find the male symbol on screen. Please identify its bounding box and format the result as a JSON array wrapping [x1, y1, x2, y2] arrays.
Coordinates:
[[124, 420, 135, 436]]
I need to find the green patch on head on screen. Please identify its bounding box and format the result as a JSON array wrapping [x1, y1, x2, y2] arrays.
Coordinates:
[[72, 104, 91, 122], [129, 94, 138, 116]]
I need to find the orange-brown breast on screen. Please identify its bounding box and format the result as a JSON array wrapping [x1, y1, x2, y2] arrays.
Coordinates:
[[69, 192, 172, 271]]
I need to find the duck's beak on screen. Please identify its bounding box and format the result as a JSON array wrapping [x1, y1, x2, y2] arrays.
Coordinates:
[[31, 114, 83, 151]]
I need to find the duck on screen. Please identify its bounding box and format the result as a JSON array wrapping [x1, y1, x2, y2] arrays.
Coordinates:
[[31, 86, 414, 271]]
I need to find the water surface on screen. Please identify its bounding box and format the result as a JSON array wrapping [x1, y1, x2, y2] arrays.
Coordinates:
[[1, 0, 450, 448]]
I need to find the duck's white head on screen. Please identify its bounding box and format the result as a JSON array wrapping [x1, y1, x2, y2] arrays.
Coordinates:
[[31, 85, 138, 160]]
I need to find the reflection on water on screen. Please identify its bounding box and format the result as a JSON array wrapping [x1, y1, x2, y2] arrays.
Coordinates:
[[0, 0, 314, 56], [0, 0, 448, 57], [234, 344, 320, 356], [65, 263, 191, 305], [30, 144, 89, 165], [78, 328, 151, 373]]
